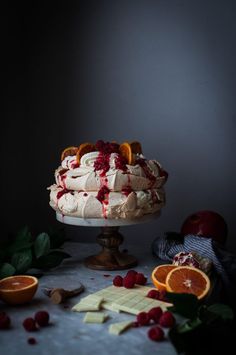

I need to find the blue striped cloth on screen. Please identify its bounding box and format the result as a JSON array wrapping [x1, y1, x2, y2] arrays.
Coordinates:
[[152, 233, 236, 304]]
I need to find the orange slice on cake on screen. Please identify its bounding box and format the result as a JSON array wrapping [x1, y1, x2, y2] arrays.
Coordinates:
[[61, 146, 78, 161], [0, 275, 38, 305], [151, 264, 178, 291], [76, 143, 95, 165], [119, 141, 142, 165], [166, 266, 210, 299]]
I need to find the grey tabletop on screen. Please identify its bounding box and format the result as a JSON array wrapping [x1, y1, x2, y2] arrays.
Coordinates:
[[0, 242, 177, 355]]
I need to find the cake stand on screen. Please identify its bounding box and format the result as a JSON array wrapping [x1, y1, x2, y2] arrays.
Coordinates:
[[56, 212, 160, 271]]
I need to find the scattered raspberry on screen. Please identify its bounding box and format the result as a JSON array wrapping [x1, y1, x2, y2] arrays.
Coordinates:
[[158, 290, 168, 302], [34, 311, 50, 327], [123, 275, 136, 288], [135, 273, 147, 285], [137, 312, 150, 326], [146, 289, 160, 300], [148, 326, 164, 341], [28, 337, 37, 345], [113, 275, 123, 287], [23, 318, 38, 332], [159, 311, 175, 328], [148, 307, 163, 323], [0, 312, 11, 329], [126, 270, 137, 278]]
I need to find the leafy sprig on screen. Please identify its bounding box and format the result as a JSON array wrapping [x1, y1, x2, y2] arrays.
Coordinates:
[[166, 293, 234, 354], [0, 226, 70, 279]]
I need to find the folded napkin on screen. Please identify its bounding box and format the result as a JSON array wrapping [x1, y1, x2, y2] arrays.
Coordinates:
[[152, 233, 236, 308]]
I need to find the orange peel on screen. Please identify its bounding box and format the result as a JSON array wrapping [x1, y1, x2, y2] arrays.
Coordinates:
[[61, 146, 78, 161]]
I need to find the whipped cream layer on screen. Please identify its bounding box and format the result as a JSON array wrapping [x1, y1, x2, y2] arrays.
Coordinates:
[[56, 152, 166, 192], [49, 185, 165, 219], [48, 150, 168, 219]]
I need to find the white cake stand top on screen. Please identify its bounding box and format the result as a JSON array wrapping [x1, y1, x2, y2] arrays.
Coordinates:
[[56, 212, 160, 227]]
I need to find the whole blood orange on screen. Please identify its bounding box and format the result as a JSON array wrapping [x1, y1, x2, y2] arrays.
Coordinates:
[[165, 266, 210, 299], [0, 275, 38, 305], [151, 265, 178, 291], [61, 146, 78, 161]]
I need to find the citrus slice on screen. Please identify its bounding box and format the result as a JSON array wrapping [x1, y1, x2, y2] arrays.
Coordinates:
[[61, 146, 78, 161], [151, 264, 178, 291], [166, 266, 210, 299], [76, 143, 95, 165], [0, 275, 38, 305], [130, 141, 142, 154]]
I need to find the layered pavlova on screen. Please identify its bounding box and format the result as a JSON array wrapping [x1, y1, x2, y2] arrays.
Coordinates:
[[48, 140, 168, 219]]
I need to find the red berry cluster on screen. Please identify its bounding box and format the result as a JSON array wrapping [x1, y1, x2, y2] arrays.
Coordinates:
[[95, 140, 120, 154], [113, 270, 147, 288], [146, 289, 168, 302], [23, 311, 50, 331], [135, 308, 176, 342], [96, 185, 110, 202]]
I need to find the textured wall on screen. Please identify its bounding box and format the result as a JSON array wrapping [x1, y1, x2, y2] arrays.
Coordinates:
[[4, 1, 236, 250]]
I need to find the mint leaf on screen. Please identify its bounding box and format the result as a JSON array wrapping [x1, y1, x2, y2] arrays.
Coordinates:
[[7, 226, 33, 254], [34, 233, 50, 258], [0, 263, 16, 279], [11, 249, 32, 273], [166, 292, 199, 319], [15, 226, 32, 243], [33, 251, 70, 270], [207, 304, 234, 321]]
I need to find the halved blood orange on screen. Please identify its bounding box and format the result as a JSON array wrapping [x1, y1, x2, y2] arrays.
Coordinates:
[[61, 146, 78, 161], [151, 264, 178, 291], [166, 266, 210, 299], [76, 143, 95, 165], [0, 275, 38, 305]]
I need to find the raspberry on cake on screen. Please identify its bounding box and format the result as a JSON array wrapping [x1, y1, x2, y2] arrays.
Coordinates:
[[48, 140, 168, 219]]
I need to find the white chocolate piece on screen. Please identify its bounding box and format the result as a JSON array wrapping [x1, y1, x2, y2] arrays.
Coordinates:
[[72, 295, 104, 312], [83, 312, 108, 323], [109, 321, 133, 335]]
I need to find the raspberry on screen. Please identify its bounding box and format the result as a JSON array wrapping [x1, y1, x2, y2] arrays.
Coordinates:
[[123, 275, 136, 288], [159, 311, 175, 328], [158, 290, 168, 301], [0, 312, 11, 329], [126, 270, 138, 277], [136, 312, 150, 326], [135, 273, 147, 285], [28, 337, 37, 345], [146, 289, 160, 300], [148, 326, 164, 341], [34, 311, 50, 327], [148, 307, 163, 323], [113, 275, 123, 287], [23, 318, 38, 332]]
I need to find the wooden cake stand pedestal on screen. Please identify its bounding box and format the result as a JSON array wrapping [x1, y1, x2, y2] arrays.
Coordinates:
[[56, 212, 160, 271]]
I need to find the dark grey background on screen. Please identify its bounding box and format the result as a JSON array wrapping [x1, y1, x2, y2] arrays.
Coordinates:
[[4, 0, 236, 250]]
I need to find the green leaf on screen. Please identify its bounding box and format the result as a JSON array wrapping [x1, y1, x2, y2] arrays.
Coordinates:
[[207, 303, 234, 321], [32, 251, 70, 270], [0, 263, 16, 279], [11, 249, 32, 273], [177, 317, 202, 334], [166, 292, 200, 319], [34, 233, 50, 258], [6, 226, 33, 255]]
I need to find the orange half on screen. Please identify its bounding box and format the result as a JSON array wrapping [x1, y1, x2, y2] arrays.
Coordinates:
[[76, 143, 95, 165], [166, 266, 210, 300], [151, 264, 178, 291], [0, 275, 38, 305], [61, 146, 78, 161]]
